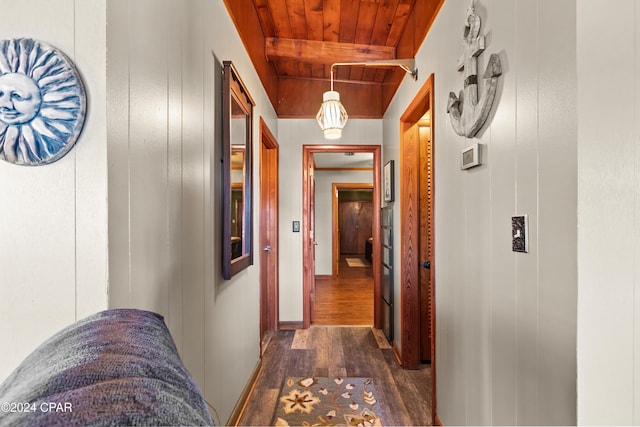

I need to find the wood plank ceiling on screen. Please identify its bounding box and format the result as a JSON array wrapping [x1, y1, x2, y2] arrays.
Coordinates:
[[223, 0, 444, 118]]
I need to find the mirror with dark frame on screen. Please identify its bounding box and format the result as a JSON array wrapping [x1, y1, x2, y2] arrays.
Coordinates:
[[222, 61, 254, 279]]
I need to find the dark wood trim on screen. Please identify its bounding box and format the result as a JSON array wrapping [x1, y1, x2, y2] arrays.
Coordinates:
[[303, 145, 382, 329], [434, 415, 443, 426], [227, 359, 263, 427], [331, 183, 374, 276], [278, 321, 304, 330], [315, 274, 334, 280], [223, 61, 255, 280], [259, 117, 279, 338], [392, 343, 403, 367], [399, 73, 437, 424]]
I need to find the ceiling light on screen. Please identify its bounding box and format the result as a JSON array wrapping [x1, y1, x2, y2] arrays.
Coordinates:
[[316, 59, 418, 139], [316, 87, 347, 140]]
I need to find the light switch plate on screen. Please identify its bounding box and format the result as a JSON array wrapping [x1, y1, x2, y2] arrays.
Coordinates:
[[512, 215, 528, 253], [292, 221, 300, 232]]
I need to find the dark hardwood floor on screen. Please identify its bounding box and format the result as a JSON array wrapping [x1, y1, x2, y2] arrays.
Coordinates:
[[237, 327, 432, 426], [313, 255, 374, 326]]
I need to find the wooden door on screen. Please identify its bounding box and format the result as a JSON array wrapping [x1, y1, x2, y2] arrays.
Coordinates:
[[339, 201, 360, 254], [259, 118, 279, 339], [400, 122, 421, 368], [358, 201, 373, 253], [419, 125, 433, 362], [339, 200, 373, 255], [399, 74, 436, 425], [309, 164, 316, 323]]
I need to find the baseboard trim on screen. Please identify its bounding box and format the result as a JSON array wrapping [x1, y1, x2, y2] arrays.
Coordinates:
[[434, 414, 443, 426], [314, 274, 334, 279], [227, 359, 263, 427], [392, 342, 403, 366], [278, 321, 304, 330]]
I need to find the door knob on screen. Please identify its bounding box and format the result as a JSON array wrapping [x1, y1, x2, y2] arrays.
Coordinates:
[[263, 245, 271, 252], [423, 261, 431, 269]]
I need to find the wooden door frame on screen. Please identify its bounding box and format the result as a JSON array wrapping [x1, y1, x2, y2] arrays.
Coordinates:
[[259, 117, 279, 338], [303, 145, 382, 328], [399, 74, 437, 423], [332, 183, 374, 276]]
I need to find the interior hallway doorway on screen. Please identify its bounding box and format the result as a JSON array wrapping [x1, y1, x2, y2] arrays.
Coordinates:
[[302, 145, 382, 328]]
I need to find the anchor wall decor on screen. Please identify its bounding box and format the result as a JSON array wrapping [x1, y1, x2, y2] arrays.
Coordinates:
[[447, 2, 502, 138]]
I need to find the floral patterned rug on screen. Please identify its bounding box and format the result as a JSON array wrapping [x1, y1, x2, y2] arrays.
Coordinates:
[[272, 377, 385, 426]]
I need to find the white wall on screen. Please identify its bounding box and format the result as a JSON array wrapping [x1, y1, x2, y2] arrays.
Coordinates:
[[277, 119, 382, 321], [383, 0, 577, 425], [314, 170, 373, 275], [577, 1, 640, 424], [106, 0, 277, 423], [0, 0, 108, 383]]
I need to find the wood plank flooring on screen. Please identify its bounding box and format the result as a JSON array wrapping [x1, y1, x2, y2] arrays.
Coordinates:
[[313, 256, 374, 326], [237, 327, 432, 426]]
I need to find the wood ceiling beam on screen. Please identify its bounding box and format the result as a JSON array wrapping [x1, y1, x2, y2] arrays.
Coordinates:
[[265, 37, 396, 65]]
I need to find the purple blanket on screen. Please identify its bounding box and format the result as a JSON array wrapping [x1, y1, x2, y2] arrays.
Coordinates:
[[0, 309, 213, 426]]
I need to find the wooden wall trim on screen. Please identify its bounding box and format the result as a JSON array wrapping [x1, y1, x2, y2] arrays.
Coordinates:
[[434, 415, 443, 426], [303, 145, 382, 329], [392, 342, 403, 367], [227, 359, 263, 426], [278, 321, 304, 330]]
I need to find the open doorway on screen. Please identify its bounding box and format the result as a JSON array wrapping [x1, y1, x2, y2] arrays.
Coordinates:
[[332, 183, 374, 277], [302, 145, 382, 329], [399, 74, 437, 424], [311, 181, 374, 325]]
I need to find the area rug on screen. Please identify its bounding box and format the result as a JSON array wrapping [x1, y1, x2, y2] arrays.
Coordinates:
[[272, 377, 385, 426], [345, 258, 370, 267]]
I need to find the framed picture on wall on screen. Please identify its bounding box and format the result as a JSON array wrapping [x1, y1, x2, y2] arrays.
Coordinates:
[[384, 160, 394, 202]]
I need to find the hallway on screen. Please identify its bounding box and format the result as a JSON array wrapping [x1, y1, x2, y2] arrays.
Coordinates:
[[237, 327, 432, 426]]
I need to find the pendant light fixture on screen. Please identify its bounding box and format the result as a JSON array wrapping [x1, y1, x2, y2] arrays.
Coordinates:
[[316, 59, 418, 139]]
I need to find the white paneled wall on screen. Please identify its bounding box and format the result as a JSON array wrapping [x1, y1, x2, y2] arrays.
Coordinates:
[[0, 0, 108, 383], [383, 0, 577, 424], [106, 0, 277, 423], [276, 119, 382, 321], [577, 1, 640, 424]]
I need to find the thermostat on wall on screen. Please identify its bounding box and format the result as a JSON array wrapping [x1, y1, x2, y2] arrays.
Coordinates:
[[461, 142, 481, 170]]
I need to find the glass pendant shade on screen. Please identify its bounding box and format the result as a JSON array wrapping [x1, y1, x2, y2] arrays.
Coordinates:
[[316, 90, 348, 140]]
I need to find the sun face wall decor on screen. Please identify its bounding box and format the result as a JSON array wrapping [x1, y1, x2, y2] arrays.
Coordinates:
[[0, 38, 86, 166]]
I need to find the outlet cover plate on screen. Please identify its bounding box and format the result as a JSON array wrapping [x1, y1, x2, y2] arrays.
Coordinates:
[[512, 215, 528, 253]]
